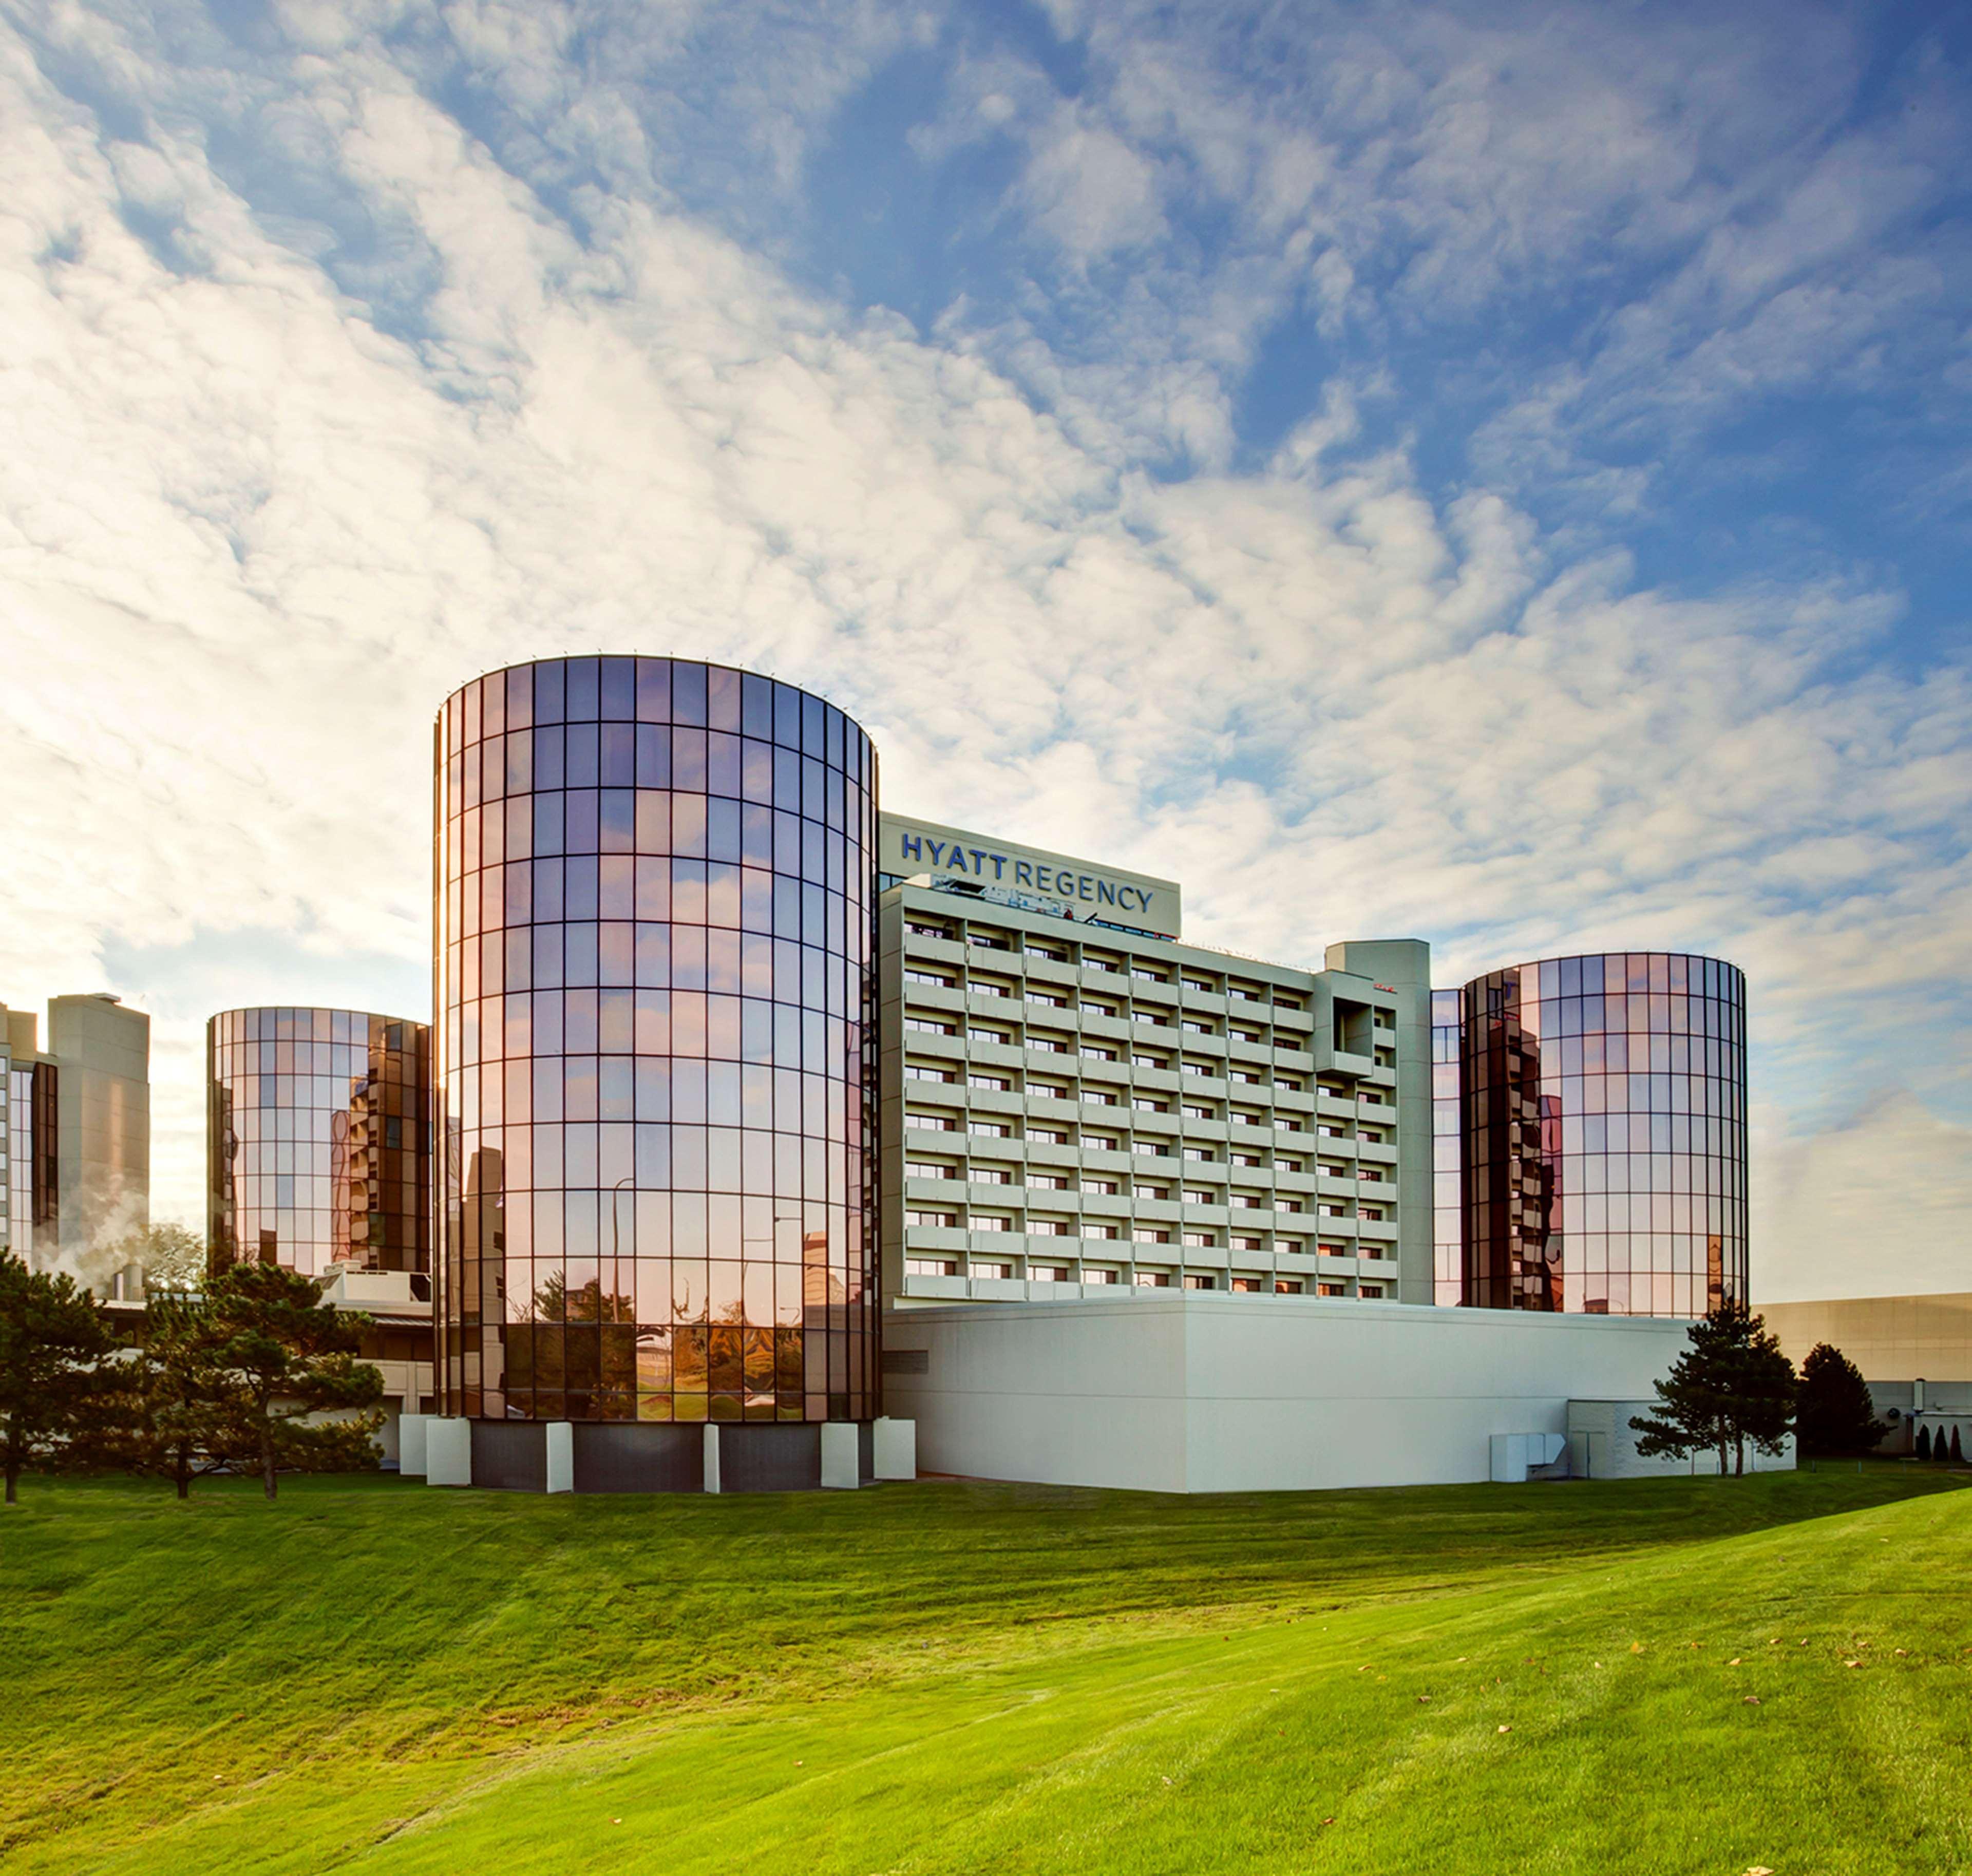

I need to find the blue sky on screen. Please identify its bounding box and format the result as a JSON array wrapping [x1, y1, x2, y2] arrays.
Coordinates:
[[1, 0, 1967, 1297]]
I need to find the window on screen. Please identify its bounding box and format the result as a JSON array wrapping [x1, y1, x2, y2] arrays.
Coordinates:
[[1027, 989, 1070, 1009], [1319, 1240, 1350, 1256], [1132, 1052, 1168, 1069], [973, 976, 1018, 999], [1230, 1070, 1263, 1085], [1231, 1152, 1263, 1167], [1025, 944, 1068, 963], [1182, 1103, 1214, 1120], [1134, 1270, 1172, 1287], [971, 1215, 1011, 1233], [905, 969, 954, 989], [1030, 1219, 1072, 1236], [1319, 1203, 1351, 1218], [905, 1210, 957, 1228], [1273, 1117, 1307, 1134], [1232, 1026, 1264, 1044], [970, 1025, 1014, 1045], [1132, 1096, 1169, 1113], [1359, 1283, 1386, 1299], [1133, 1140, 1171, 1157], [907, 1064, 957, 1083], [1136, 1183, 1171, 1201], [1028, 1172, 1070, 1190], [905, 1160, 956, 1181], [1231, 1193, 1264, 1209], [1276, 1075, 1303, 1093], [1031, 1078, 1072, 1100], [970, 1260, 1014, 1278], [1029, 1036, 1069, 1053], [1131, 968, 1166, 984], [907, 1112, 958, 1131], [1360, 1206, 1385, 1222], [1182, 1187, 1213, 1205], [1132, 1227, 1171, 1245], [1182, 1020, 1213, 1036], [1032, 1264, 1073, 1282], [972, 1165, 1013, 1185], [1273, 1234, 1309, 1255], [1084, 999, 1121, 1019], [1132, 1009, 1171, 1027], [1085, 1222, 1120, 1239], [1275, 996, 1304, 1012], [1182, 1231, 1216, 1248], [1231, 1276, 1262, 1293], [1084, 1088, 1120, 1106], [906, 921, 951, 940], [1232, 1106, 1265, 1127], [1277, 1156, 1304, 1174], [906, 1017, 956, 1036], [1317, 1282, 1343, 1297], [1278, 1198, 1303, 1214], [1183, 1273, 1216, 1290], [1318, 1124, 1349, 1139], [1360, 1244, 1387, 1259], [1231, 1235, 1263, 1252], [1182, 1147, 1216, 1162], [906, 1259, 958, 1277], [968, 932, 1013, 951], [1084, 1266, 1119, 1284], [1085, 1132, 1121, 1151], [1360, 1167, 1387, 1183], [1080, 1043, 1118, 1061], [971, 1120, 1012, 1139], [1085, 1178, 1118, 1196], [1230, 983, 1264, 1002], [968, 1073, 1012, 1092], [1030, 1126, 1070, 1146]]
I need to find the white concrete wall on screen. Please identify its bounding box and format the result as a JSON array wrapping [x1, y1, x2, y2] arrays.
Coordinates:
[[884, 1295, 1696, 1493]]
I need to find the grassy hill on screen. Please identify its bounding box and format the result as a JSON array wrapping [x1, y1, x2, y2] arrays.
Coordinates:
[[3, 1466, 1967, 1873]]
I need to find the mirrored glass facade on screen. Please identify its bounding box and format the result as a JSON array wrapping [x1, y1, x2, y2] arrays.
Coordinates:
[[1432, 953, 1748, 1316], [434, 656, 879, 1424], [207, 1007, 432, 1278]]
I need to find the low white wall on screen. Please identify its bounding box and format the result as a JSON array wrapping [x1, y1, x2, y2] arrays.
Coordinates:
[[883, 1296, 1695, 1494]]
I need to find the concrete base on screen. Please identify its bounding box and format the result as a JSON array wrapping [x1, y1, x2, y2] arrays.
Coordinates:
[[820, 1421, 860, 1489], [426, 1417, 472, 1487], [1567, 1400, 1797, 1478], [397, 1413, 431, 1478], [703, 1423, 722, 1494], [545, 1421, 574, 1493], [873, 1416, 917, 1481], [882, 1295, 1703, 1494]]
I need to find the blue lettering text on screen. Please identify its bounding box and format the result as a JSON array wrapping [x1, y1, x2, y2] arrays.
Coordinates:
[[1098, 880, 1116, 906], [900, 833, 922, 861], [1078, 874, 1094, 900], [925, 840, 945, 865], [989, 852, 1006, 880], [1015, 861, 1034, 887]]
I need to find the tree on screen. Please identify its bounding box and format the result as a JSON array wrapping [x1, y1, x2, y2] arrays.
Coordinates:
[[1794, 1342, 1888, 1456], [102, 1222, 207, 1291], [1630, 1304, 1797, 1477], [1917, 1425, 1933, 1460], [1952, 1426, 1965, 1464], [0, 1253, 117, 1504], [201, 1262, 385, 1500], [85, 1288, 236, 1500]]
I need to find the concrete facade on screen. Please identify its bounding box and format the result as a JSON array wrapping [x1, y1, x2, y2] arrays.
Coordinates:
[[881, 1293, 1698, 1493], [879, 819, 1424, 1312], [1762, 1293, 1972, 1457]]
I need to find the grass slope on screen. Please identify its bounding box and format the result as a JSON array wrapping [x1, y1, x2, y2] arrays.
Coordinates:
[[3, 1467, 1967, 1873]]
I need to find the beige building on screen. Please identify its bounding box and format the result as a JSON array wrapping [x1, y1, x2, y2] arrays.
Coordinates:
[[0, 994, 149, 1293], [877, 815, 1432, 1308], [1763, 1292, 1972, 1455]]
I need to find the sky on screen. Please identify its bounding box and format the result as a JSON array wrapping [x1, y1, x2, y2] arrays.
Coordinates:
[[2, 0, 1968, 1302]]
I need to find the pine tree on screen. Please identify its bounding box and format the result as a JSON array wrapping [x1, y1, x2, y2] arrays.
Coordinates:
[[0, 1253, 118, 1504], [87, 1287, 236, 1500], [1794, 1342, 1888, 1456], [1630, 1304, 1797, 1476], [201, 1262, 385, 1501], [1916, 1424, 1932, 1459], [1951, 1425, 1964, 1464]]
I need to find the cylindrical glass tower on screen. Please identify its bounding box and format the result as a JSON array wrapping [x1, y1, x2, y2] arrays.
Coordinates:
[[1436, 952, 1748, 1316], [433, 656, 879, 1428], [206, 1007, 432, 1278]]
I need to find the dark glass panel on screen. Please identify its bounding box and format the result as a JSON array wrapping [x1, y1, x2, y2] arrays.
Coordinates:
[[566, 657, 601, 722], [636, 658, 671, 724], [672, 661, 708, 727], [707, 665, 742, 732], [601, 657, 635, 722]]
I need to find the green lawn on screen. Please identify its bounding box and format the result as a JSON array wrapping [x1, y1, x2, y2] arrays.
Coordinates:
[[3, 1466, 1967, 1873]]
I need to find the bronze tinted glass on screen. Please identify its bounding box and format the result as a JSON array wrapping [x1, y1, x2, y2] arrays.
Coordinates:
[[1451, 954, 1748, 1316], [206, 1007, 432, 1278], [432, 657, 880, 1424]]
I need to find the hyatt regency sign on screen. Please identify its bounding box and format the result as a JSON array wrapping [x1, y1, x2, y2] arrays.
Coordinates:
[[879, 813, 1182, 938]]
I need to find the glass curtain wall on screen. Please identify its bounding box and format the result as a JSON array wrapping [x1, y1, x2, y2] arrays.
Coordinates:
[[1456, 953, 1748, 1316], [433, 656, 879, 1425], [207, 1008, 432, 1278], [1430, 989, 1464, 1306]]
